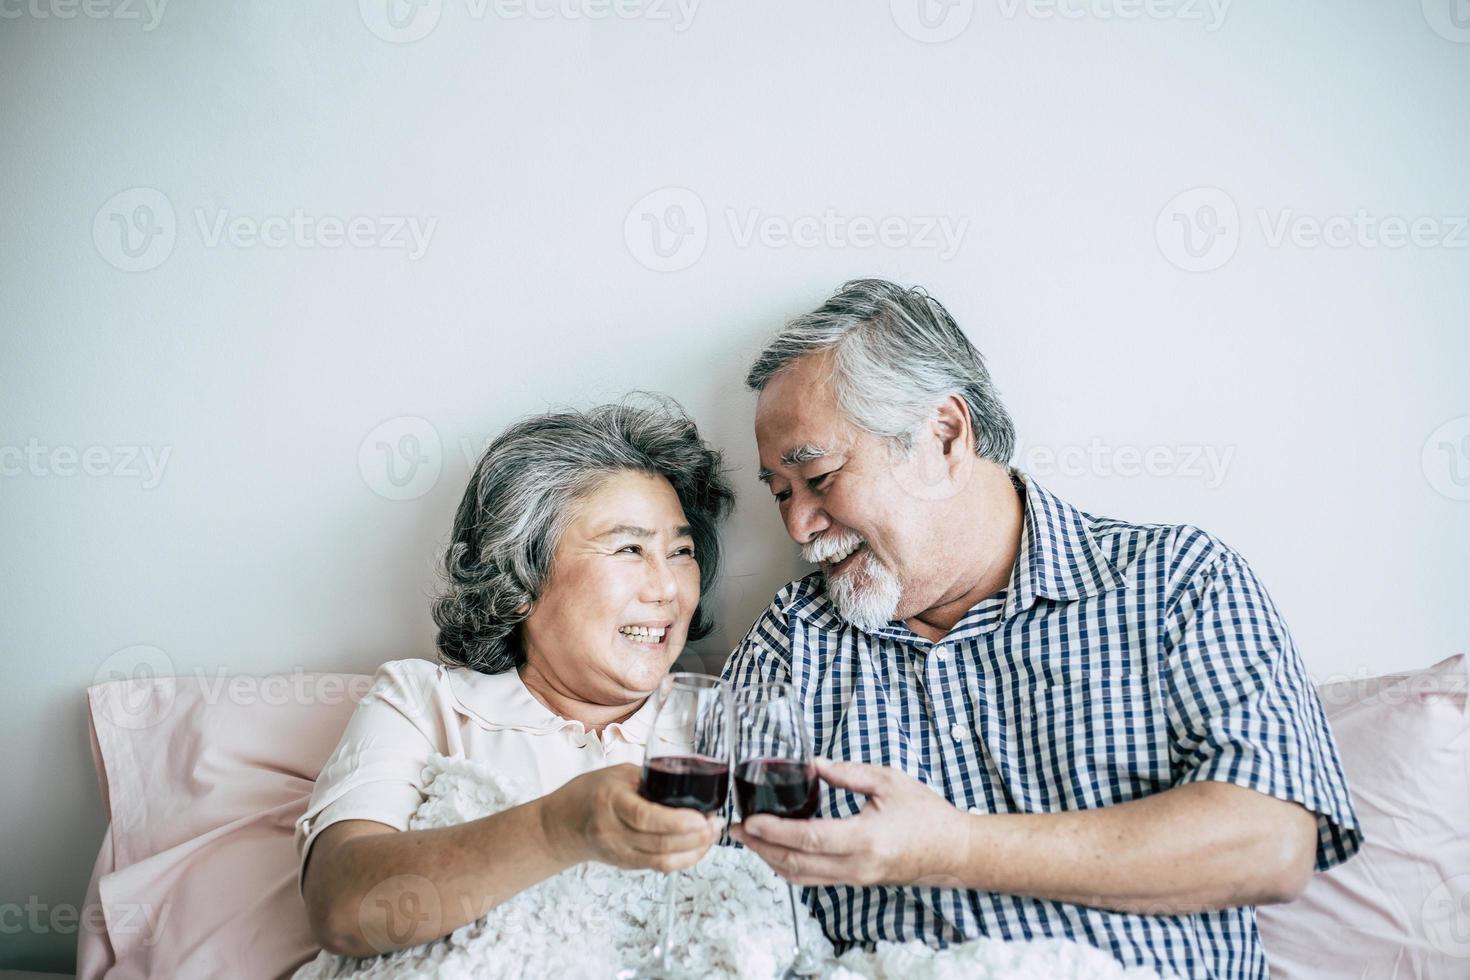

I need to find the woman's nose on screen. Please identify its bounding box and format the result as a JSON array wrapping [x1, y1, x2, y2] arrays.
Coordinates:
[[642, 556, 679, 604]]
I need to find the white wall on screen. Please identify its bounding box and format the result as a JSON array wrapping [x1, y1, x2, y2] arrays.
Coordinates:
[[2, 0, 1467, 970]]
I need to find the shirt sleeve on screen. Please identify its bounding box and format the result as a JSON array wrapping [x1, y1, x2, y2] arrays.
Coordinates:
[[1163, 550, 1364, 872], [293, 658, 445, 897], [719, 583, 801, 690]]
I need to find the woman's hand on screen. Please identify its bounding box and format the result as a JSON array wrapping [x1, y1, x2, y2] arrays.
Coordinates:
[[541, 763, 722, 873]]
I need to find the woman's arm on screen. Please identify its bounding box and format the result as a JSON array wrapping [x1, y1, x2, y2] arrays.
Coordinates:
[[303, 763, 720, 958]]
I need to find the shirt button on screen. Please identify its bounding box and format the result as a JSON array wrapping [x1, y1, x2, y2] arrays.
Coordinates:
[[950, 722, 969, 741], [933, 645, 948, 661], [967, 807, 983, 815]]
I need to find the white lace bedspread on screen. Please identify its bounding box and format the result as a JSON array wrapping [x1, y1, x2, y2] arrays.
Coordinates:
[[293, 754, 1163, 980]]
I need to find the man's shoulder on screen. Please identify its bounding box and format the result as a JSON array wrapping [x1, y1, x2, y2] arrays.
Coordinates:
[[1081, 508, 1247, 592], [756, 570, 831, 624]]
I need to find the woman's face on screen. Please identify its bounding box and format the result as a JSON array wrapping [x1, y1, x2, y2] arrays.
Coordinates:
[[519, 470, 702, 706]]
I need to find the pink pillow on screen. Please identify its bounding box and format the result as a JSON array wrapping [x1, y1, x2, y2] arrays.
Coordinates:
[[1258, 654, 1470, 978], [79, 670, 374, 980]]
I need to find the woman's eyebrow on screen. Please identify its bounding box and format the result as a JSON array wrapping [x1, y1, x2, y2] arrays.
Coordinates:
[[594, 524, 695, 539]]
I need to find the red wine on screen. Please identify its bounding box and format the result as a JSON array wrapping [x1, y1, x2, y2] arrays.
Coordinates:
[[735, 758, 819, 819], [641, 755, 730, 813]]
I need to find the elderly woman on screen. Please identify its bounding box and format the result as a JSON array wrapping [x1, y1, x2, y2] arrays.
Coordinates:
[[295, 399, 735, 959]]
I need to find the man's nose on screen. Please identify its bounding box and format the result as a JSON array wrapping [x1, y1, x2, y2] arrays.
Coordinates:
[[783, 492, 831, 546]]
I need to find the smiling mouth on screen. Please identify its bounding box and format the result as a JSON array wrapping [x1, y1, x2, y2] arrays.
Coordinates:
[[617, 625, 669, 648], [825, 542, 867, 574]]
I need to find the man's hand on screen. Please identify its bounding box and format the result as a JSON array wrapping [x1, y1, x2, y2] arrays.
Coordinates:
[[730, 758, 970, 887]]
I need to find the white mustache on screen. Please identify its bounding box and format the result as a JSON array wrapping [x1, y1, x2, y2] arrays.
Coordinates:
[[801, 529, 864, 565]]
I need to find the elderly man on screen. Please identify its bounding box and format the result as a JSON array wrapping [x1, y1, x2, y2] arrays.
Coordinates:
[[723, 279, 1362, 979]]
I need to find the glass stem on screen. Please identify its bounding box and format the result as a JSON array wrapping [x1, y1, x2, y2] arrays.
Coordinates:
[[787, 882, 803, 959], [658, 870, 679, 972]]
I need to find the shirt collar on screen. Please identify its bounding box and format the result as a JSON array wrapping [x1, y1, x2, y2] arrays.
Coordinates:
[[443, 664, 657, 746], [1006, 470, 1127, 615], [785, 468, 1126, 636]]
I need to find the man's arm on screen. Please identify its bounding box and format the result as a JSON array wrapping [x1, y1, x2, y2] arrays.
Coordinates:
[[732, 759, 1320, 914]]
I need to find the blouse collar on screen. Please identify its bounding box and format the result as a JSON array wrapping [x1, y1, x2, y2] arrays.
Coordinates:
[[441, 663, 658, 746]]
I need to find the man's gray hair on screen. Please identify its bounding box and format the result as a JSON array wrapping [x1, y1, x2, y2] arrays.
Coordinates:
[[745, 279, 1015, 462], [432, 395, 735, 675]]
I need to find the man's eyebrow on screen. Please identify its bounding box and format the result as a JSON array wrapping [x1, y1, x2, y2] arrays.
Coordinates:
[[783, 444, 830, 467], [595, 524, 694, 539], [758, 444, 831, 486]]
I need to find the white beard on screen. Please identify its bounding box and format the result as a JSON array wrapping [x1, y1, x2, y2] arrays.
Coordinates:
[[823, 549, 903, 632], [802, 529, 904, 631]]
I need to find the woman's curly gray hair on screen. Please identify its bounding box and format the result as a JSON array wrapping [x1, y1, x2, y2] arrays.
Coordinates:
[[432, 397, 735, 675]]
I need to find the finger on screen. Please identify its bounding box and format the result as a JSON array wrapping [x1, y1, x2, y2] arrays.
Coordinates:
[[736, 834, 859, 885], [611, 789, 711, 835], [621, 823, 722, 857], [813, 757, 890, 796], [648, 844, 717, 873], [738, 814, 862, 856]]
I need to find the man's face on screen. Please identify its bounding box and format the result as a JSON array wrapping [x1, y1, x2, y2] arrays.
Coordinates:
[[754, 355, 943, 630]]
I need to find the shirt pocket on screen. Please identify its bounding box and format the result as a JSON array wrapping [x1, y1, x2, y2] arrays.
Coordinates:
[[1008, 670, 1170, 812]]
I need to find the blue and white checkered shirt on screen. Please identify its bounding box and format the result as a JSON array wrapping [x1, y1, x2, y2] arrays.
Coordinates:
[[721, 473, 1362, 980]]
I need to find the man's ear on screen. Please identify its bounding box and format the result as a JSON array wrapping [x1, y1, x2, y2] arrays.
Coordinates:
[[514, 602, 530, 616], [933, 394, 974, 466], [890, 396, 975, 502]]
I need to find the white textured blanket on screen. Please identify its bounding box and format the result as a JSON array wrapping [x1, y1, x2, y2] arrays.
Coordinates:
[[293, 755, 1162, 980]]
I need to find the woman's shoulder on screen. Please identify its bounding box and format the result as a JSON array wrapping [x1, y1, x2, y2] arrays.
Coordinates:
[[358, 657, 455, 716]]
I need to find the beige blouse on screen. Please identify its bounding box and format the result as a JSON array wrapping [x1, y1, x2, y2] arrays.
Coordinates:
[[294, 657, 657, 896]]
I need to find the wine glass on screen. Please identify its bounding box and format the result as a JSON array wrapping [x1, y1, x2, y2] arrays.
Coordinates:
[[733, 682, 822, 979], [620, 672, 731, 980]]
